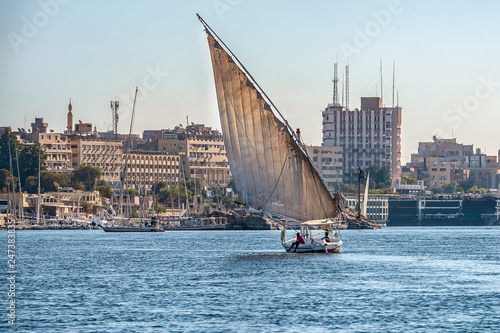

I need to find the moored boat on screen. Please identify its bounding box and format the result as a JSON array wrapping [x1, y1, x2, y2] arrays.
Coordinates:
[[163, 217, 227, 231], [101, 216, 164, 232]]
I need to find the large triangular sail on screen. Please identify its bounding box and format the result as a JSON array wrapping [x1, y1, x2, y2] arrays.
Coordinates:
[[199, 16, 340, 222]]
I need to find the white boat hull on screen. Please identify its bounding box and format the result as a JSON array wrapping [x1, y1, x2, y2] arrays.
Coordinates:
[[282, 236, 342, 253]]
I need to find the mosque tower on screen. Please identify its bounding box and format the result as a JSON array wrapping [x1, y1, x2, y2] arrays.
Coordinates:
[[66, 98, 73, 135]]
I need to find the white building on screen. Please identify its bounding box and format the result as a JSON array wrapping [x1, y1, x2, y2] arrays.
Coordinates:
[[346, 196, 389, 226], [322, 96, 402, 184]]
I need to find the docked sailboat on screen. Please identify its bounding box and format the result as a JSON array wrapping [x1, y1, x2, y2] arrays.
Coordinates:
[[198, 15, 343, 253]]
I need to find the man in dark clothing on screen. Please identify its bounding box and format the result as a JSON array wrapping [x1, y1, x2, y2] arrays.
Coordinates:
[[288, 232, 305, 252]]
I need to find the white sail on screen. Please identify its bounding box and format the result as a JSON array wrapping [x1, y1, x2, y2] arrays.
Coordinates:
[[204, 32, 339, 221]]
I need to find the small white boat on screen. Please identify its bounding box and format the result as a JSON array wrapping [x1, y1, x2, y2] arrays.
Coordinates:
[[281, 220, 343, 253]]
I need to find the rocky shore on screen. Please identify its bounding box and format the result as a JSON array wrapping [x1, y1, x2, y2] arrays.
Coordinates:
[[342, 206, 381, 229], [209, 210, 279, 230]]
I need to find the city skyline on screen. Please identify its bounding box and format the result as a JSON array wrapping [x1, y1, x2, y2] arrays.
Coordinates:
[[2, 0, 500, 164]]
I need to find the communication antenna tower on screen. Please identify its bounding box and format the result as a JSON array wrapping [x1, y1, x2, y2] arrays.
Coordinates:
[[111, 100, 119, 140], [392, 59, 396, 107], [333, 57, 339, 105], [380, 57, 383, 106], [345, 64, 350, 110]]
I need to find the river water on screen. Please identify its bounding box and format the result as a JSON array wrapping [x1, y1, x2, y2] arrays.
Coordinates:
[[1, 227, 499, 332]]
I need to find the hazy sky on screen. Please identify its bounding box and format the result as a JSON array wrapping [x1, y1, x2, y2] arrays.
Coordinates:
[[1, 0, 499, 163]]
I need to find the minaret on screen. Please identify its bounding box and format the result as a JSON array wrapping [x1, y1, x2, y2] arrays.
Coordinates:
[[66, 98, 73, 135]]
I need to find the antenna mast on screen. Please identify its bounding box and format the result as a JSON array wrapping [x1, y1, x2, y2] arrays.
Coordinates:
[[345, 64, 350, 110], [380, 57, 383, 106], [341, 73, 345, 107], [333, 57, 339, 105], [392, 59, 395, 107], [111, 100, 119, 140]]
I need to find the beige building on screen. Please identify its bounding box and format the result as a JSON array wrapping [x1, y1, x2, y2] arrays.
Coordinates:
[[467, 149, 500, 189], [425, 156, 451, 188], [124, 151, 180, 190], [21, 117, 72, 173], [158, 124, 231, 187], [70, 136, 123, 183], [306, 145, 343, 190], [413, 136, 473, 168], [28, 132, 73, 173]]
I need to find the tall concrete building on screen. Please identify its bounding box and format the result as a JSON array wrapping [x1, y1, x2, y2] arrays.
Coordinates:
[[322, 96, 402, 184]]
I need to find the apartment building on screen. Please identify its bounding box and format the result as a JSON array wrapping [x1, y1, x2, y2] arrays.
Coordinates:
[[425, 156, 451, 188], [322, 97, 402, 184], [29, 132, 72, 173], [70, 136, 123, 183], [123, 151, 180, 190]]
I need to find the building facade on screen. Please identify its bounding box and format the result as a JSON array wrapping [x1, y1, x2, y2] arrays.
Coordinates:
[[424, 156, 451, 188], [158, 124, 231, 187], [123, 151, 180, 190], [467, 149, 500, 189], [305, 145, 343, 190], [346, 196, 389, 226], [322, 97, 402, 184], [70, 136, 123, 183], [413, 136, 473, 168], [30, 132, 72, 173]]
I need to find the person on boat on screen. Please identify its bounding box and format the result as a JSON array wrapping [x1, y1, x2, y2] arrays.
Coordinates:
[[288, 232, 305, 252], [322, 231, 332, 243]]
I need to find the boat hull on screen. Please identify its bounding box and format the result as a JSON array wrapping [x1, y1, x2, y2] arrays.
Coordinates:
[[163, 225, 227, 231], [102, 227, 165, 232], [282, 240, 342, 253]]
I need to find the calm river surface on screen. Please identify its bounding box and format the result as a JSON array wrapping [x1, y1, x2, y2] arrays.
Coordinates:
[[1, 227, 500, 332]]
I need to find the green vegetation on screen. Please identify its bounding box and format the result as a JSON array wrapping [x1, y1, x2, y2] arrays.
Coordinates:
[[72, 165, 102, 191], [401, 175, 417, 185], [0, 127, 47, 190], [127, 188, 139, 196], [0, 169, 12, 192], [430, 179, 487, 195]]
